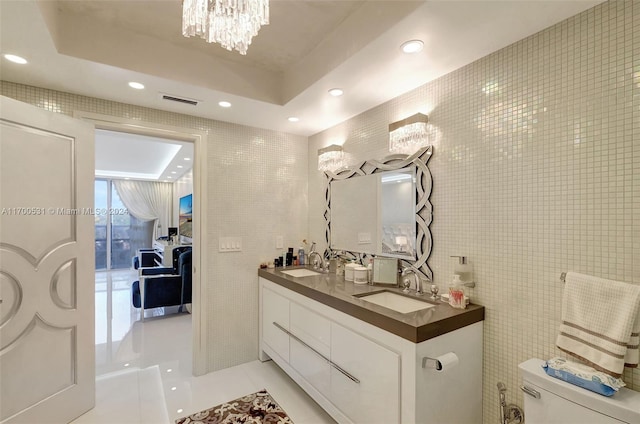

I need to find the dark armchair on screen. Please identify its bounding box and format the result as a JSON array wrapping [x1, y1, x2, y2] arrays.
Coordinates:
[[132, 249, 192, 320]]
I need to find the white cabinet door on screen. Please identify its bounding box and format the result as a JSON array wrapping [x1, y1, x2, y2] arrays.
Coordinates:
[[330, 323, 401, 424], [290, 303, 331, 397], [262, 287, 290, 362]]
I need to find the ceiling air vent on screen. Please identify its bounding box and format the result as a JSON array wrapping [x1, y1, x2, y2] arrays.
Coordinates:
[[159, 92, 200, 106]]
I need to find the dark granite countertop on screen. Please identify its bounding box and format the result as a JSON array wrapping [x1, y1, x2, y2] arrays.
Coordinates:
[[259, 266, 484, 343]]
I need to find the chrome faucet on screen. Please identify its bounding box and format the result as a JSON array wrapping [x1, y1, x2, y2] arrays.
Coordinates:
[[308, 242, 327, 271], [401, 267, 424, 295]]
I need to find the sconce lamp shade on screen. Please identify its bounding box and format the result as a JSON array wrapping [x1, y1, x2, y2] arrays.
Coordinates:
[[388, 113, 429, 154], [318, 144, 344, 171]]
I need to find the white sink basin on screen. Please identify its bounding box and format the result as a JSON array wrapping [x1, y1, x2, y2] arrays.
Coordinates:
[[355, 291, 436, 314], [280, 269, 322, 278]]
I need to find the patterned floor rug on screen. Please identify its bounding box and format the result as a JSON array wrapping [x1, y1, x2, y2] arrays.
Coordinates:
[[175, 389, 293, 424]]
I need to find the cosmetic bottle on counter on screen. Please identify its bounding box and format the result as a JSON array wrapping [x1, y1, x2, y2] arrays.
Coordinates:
[[448, 275, 466, 309], [298, 247, 305, 265]]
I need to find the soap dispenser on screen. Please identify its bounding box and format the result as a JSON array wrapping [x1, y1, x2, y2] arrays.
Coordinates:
[[450, 256, 474, 286], [448, 274, 466, 309]]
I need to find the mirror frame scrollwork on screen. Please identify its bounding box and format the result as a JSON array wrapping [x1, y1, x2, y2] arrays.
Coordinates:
[[324, 146, 433, 281]]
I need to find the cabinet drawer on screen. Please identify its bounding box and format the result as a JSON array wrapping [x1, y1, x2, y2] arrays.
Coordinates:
[[330, 323, 400, 424], [290, 302, 330, 355], [290, 338, 331, 398], [289, 302, 331, 398], [262, 287, 290, 362]]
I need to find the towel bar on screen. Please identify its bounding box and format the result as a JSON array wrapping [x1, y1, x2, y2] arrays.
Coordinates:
[[560, 272, 566, 283]]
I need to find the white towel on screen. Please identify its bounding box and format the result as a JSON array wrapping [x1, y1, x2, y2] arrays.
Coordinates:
[[556, 271, 640, 378], [624, 312, 639, 368]]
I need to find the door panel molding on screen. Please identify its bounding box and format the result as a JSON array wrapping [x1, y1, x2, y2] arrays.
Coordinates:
[[0, 241, 75, 269], [50, 259, 77, 310], [0, 270, 22, 328]]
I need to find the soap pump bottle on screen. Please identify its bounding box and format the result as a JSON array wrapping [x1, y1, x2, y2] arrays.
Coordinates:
[[448, 274, 466, 309], [298, 246, 305, 265]]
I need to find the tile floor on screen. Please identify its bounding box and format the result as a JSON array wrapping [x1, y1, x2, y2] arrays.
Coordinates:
[[73, 269, 335, 424]]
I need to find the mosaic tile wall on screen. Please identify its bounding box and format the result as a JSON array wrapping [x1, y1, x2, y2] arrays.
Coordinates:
[[309, 1, 639, 422], [0, 81, 309, 373]]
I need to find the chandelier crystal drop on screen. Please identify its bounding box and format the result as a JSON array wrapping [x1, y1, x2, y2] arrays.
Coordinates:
[[182, 0, 269, 55]]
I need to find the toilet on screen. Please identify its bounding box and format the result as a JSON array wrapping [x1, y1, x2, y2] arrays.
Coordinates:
[[519, 359, 640, 424]]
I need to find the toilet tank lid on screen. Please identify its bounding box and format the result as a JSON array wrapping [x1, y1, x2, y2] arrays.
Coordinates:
[[519, 359, 640, 424]]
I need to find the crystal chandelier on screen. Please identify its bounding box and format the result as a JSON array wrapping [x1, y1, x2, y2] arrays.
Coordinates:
[[318, 145, 344, 172], [388, 113, 430, 155], [182, 0, 269, 55]]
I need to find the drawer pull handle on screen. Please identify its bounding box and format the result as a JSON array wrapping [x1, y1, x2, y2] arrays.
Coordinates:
[[273, 322, 325, 361], [520, 385, 540, 399], [272, 322, 360, 384], [330, 362, 361, 384]]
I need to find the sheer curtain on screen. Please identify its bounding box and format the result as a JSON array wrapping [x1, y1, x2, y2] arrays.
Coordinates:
[[113, 180, 173, 240]]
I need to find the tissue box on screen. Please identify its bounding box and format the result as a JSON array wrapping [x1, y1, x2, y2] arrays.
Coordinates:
[[543, 357, 625, 397]]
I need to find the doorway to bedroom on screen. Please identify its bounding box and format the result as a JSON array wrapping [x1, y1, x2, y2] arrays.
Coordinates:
[[92, 128, 196, 383]]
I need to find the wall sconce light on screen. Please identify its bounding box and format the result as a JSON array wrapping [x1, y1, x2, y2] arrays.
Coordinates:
[[388, 113, 429, 155], [318, 144, 344, 172]]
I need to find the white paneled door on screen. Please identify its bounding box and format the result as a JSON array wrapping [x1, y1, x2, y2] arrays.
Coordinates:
[[0, 96, 95, 423]]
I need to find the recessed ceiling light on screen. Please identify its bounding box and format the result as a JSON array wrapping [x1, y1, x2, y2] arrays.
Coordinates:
[[183, 157, 191, 161], [167, 369, 172, 373], [124, 363, 130, 367], [288, 117, 299, 122], [177, 165, 184, 169], [167, 176, 173, 179], [171, 386, 177, 391], [4, 54, 27, 64], [125, 177, 131, 180], [401, 40, 424, 54], [177, 409, 183, 414], [218, 101, 231, 108], [171, 171, 177, 174], [128, 82, 145, 90], [328, 88, 344, 97]]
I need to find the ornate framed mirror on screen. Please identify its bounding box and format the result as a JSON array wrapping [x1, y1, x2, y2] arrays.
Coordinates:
[[324, 146, 433, 280]]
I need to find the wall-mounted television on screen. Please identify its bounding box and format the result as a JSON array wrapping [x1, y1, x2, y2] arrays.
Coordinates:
[[179, 194, 193, 244]]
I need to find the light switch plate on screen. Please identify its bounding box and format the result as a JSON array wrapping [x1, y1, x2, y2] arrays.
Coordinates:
[[275, 235, 284, 249], [219, 237, 242, 252]]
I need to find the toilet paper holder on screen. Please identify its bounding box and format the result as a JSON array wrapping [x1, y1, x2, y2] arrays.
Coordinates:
[[422, 352, 459, 371], [422, 356, 444, 370]]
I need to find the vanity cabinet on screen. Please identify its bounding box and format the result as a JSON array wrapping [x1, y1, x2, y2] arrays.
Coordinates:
[[260, 280, 401, 423], [259, 276, 483, 424]]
